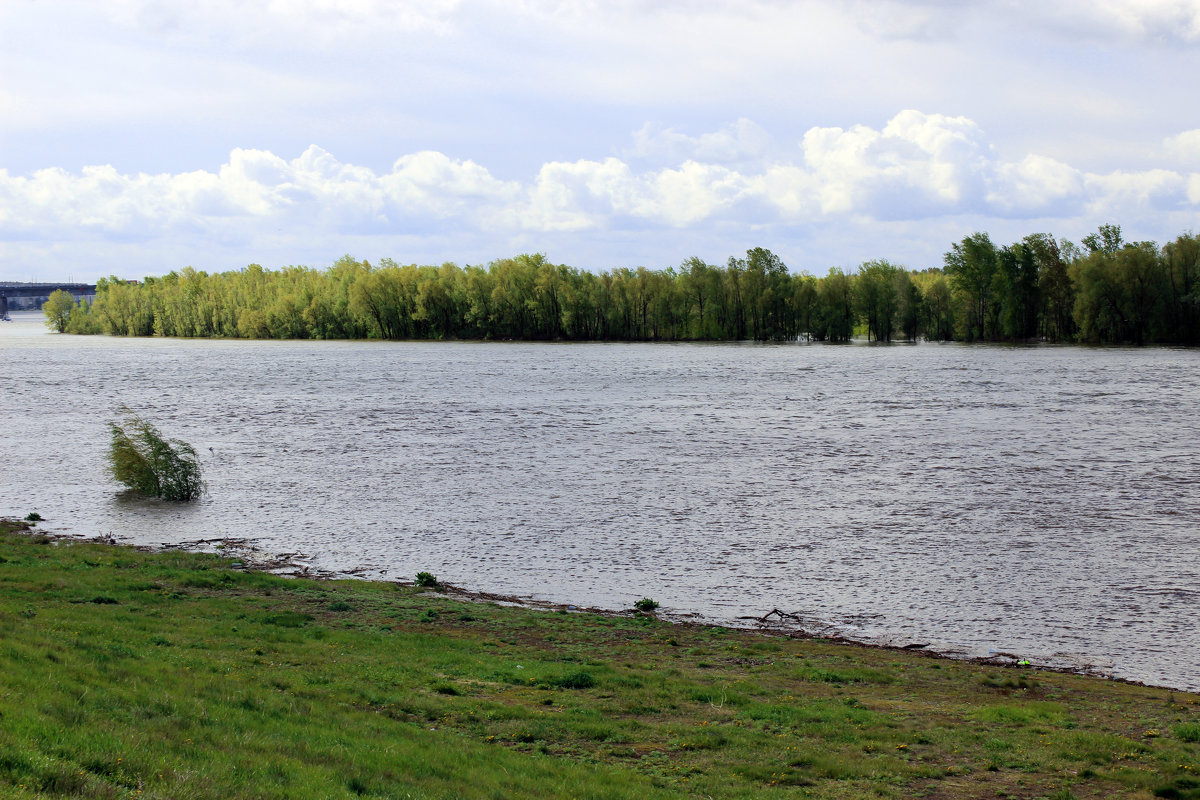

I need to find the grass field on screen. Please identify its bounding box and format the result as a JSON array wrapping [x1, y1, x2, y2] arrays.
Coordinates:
[[1, 517, 1197, 799]]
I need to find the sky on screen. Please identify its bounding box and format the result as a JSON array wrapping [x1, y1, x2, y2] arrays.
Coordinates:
[[2, 0, 1200, 283]]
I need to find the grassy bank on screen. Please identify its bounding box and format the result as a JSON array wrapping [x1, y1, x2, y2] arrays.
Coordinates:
[[1, 518, 1197, 799]]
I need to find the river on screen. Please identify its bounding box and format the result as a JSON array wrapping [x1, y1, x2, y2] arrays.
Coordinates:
[[2, 310, 1198, 690]]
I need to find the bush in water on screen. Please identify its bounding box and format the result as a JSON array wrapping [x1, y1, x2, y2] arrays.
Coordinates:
[[107, 408, 204, 501]]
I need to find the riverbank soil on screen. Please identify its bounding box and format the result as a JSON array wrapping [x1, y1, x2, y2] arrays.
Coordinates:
[[1, 519, 1197, 799]]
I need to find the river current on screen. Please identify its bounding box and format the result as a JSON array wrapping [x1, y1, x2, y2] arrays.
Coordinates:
[[2, 311, 1198, 690]]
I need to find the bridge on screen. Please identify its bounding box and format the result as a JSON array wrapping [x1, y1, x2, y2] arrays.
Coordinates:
[[0, 283, 97, 318]]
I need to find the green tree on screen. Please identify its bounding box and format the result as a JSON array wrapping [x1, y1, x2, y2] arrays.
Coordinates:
[[944, 232, 999, 340], [42, 289, 77, 333], [1161, 232, 1200, 343], [855, 260, 901, 342], [1071, 226, 1165, 344], [1026, 234, 1075, 342], [815, 268, 855, 342], [918, 273, 956, 341], [893, 270, 922, 341], [107, 409, 204, 501], [993, 241, 1040, 340]]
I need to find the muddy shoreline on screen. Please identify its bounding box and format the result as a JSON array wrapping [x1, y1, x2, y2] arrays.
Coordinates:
[[16, 522, 1169, 694]]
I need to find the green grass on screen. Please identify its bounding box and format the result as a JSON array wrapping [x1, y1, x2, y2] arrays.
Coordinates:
[[1, 517, 1197, 799]]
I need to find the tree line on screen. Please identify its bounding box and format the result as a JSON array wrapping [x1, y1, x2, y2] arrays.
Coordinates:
[[44, 224, 1200, 345]]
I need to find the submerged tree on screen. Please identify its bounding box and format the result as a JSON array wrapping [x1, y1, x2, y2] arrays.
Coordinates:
[[107, 408, 204, 501]]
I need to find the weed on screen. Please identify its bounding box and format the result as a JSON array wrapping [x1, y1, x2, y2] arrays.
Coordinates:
[[261, 611, 314, 628], [1175, 723, 1200, 743], [633, 597, 660, 613], [1154, 776, 1200, 799], [547, 670, 596, 689], [414, 571, 439, 588], [980, 673, 1039, 690]]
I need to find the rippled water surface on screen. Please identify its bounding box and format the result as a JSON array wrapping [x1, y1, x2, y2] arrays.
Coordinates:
[[3, 311, 1198, 690]]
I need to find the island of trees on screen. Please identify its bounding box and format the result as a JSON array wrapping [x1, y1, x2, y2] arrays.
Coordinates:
[[45, 224, 1200, 345]]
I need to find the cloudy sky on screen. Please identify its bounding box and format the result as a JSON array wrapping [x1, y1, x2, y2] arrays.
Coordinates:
[[3, 0, 1200, 282]]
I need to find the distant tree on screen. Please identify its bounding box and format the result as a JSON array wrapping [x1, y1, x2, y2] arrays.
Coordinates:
[[1025, 233, 1075, 342], [855, 259, 901, 342], [51, 228, 1200, 345], [994, 241, 1040, 340], [792, 275, 819, 341], [815, 268, 855, 342], [1070, 225, 1167, 344], [920, 274, 956, 341], [893, 270, 922, 341], [1161, 232, 1200, 344], [944, 232, 999, 340], [1081, 223, 1124, 255], [743, 247, 790, 340], [42, 289, 77, 333]]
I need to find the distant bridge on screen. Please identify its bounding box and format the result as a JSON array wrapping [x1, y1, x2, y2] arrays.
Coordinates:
[[0, 283, 97, 318]]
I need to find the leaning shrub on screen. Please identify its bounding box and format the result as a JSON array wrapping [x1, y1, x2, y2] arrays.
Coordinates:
[[107, 408, 204, 501]]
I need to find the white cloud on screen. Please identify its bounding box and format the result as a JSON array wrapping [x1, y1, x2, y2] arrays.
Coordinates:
[[797, 110, 992, 217], [844, 0, 1200, 43], [91, 0, 1200, 47], [106, 0, 466, 43], [0, 146, 519, 236], [988, 155, 1085, 217], [628, 119, 772, 165], [1071, 0, 1200, 42], [847, 0, 967, 41], [1165, 129, 1200, 167], [522, 157, 751, 230], [4, 113, 1200, 279], [1084, 169, 1191, 216]]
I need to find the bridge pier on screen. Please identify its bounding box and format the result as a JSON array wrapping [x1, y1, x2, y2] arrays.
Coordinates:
[[0, 294, 8, 319]]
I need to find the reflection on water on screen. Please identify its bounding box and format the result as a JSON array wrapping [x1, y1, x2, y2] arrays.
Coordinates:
[[2, 311, 1199, 690]]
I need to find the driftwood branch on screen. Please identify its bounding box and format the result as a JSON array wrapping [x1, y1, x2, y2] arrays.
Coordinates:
[[737, 608, 801, 623]]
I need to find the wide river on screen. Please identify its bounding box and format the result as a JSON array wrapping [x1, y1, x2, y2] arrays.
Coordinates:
[[2, 311, 1198, 690]]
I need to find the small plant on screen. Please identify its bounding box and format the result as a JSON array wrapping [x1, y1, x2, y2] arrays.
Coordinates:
[[262, 611, 314, 628], [414, 571, 439, 588], [24, 512, 42, 522], [107, 407, 204, 501], [1174, 722, 1200, 742], [548, 670, 596, 689], [633, 597, 660, 613]]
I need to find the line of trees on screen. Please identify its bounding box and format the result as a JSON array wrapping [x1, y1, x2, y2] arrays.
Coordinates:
[[50, 225, 1200, 345]]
